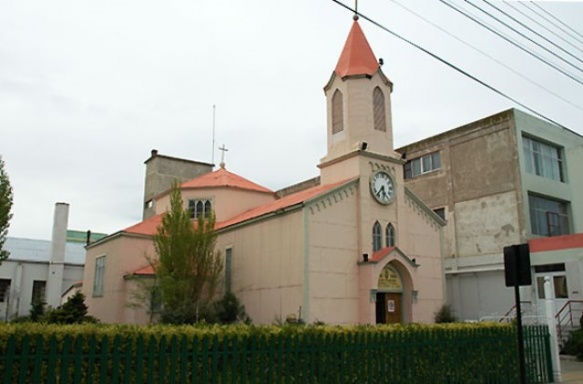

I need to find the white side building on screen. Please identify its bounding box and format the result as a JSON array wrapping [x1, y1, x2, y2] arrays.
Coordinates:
[[0, 203, 105, 320]]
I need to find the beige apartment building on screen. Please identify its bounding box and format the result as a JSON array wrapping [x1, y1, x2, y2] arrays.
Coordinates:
[[397, 109, 583, 321], [82, 19, 445, 325]]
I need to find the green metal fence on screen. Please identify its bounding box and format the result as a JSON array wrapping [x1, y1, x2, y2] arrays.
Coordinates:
[[0, 324, 553, 384]]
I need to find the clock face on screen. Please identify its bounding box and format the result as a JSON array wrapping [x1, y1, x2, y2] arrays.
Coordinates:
[[370, 170, 395, 205]]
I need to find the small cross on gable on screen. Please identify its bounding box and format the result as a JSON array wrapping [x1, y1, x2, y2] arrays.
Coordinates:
[[219, 144, 229, 169]]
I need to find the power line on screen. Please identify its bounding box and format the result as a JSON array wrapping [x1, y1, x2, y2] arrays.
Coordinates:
[[385, 0, 583, 113], [506, 1, 583, 57], [437, 0, 583, 86], [529, 2, 583, 45], [330, 0, 570, 131], [481, 0, 583, 68]]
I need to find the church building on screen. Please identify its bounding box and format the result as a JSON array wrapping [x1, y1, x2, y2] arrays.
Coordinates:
[[82, 18, 445, 325]]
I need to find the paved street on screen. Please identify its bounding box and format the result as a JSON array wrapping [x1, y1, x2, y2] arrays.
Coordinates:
[[559, 356, 583, 383]]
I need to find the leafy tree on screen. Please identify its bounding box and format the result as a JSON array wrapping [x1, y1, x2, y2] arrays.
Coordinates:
[[0, 156, 13, 263], [155, 181, 222, 324]]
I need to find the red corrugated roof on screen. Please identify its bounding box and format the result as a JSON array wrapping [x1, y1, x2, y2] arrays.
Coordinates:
[[216, 179, 353, 229], [124, 213, 163, 236], [123, 179, 355, 275], [335, 20, 379, 78], [122, 178, 354, 236], [181, 168, 273, 194], [529, 233, 583, 253]]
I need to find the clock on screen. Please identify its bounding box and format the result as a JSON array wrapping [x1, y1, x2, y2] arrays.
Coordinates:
[[370, 170, 395, 205]]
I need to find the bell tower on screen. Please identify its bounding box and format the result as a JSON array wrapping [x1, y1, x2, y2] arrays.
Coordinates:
[[320, 18, 398, 183]]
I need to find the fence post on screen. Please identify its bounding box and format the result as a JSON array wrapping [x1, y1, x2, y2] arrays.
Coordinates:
[[544, 276, 562, 382]]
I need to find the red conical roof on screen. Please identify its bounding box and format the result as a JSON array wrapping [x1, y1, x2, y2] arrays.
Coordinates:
[[335, 20, 379, 77]]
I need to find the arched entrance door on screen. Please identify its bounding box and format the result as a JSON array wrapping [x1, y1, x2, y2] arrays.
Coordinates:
[[376, 264, 403, 324]]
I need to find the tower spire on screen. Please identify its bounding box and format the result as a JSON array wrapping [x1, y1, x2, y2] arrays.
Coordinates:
[[334, 20, 379, 78]]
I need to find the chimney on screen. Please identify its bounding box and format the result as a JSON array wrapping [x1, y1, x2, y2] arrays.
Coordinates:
[[45, 203, 69, 308]]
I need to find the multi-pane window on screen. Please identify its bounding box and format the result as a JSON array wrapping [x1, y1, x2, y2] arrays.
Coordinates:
[[386, 223, 395, 247], [332, 89, 344, 134], [529, 194, 570, 237], [372, 221, 382, 252], [404, 152, 441, 179], [0, 279, 10, 303], [31, 280, 46, 304], [93, 256, 106, 297], [373, 87, 386, 132], [225, 248, 233, 293], [188, 199, 212, 219], [523, 136, 564, 182]]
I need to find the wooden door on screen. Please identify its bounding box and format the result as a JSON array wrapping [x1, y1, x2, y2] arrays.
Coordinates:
[[376, 292, 403, 324], [385, 293, 402, 324]]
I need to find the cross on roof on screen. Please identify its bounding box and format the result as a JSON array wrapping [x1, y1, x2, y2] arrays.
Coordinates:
[[219, 144, 228, 169]]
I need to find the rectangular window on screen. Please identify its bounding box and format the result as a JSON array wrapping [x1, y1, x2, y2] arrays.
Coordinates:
[[523, 136, 564, 182], [404, 152, 441, 179], [0, 279, 10, 303], [188, 199, 213, 219], [225, 248, 233, 293], [93, 256, 106, 297], [31, 280, 46, 304], [529, 194, 570, 236]]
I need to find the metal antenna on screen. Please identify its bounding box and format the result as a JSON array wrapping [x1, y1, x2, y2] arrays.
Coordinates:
[[212, 105, 216, 165]]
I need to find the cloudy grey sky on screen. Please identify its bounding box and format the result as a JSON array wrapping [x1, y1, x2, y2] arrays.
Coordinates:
[[2, 0, 582, 240]]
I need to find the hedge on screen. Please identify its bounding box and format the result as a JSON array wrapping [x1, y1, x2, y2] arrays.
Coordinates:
[[0, 322, 553, 383]]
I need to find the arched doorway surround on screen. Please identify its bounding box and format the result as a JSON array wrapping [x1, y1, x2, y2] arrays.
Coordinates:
[[375, 260, 414, 324]]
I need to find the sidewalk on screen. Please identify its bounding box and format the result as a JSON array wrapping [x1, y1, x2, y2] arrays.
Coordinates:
[[558, 355, 583, 383]]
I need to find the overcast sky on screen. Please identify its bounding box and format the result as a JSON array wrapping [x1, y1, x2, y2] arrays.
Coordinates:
[[2, 0, 582, 240]]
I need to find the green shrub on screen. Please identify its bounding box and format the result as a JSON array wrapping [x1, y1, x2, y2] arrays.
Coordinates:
[[29, 300, 45, 322], [434, 304, 457, 323], [212, 292, 251, 324], [562, 328, 583, 360], [43, 292, 98, 324]]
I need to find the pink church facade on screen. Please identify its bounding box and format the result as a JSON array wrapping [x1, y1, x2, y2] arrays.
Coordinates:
[[82, 19, 445, 325]]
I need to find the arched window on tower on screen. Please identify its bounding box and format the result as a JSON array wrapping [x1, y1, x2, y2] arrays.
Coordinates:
[[386, 223, 395, 247], [372, 221, 382, 252], [373, 87, 386, 132], [332, 89, 344, 134]]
